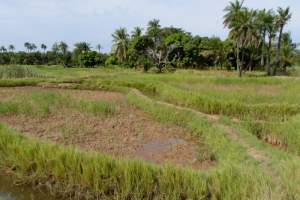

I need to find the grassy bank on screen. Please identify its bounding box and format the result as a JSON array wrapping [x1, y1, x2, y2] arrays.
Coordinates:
[[244, 114, 300, 156], [78, 71, 300, 121], [0, 90, 273, 200], [0, 122, 270, 200], [221, 117, 300, 199]]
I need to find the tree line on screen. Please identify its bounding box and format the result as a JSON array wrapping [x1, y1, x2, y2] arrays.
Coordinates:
[[0, 42, 107, 67], [0, 0, 298, 76], [110, 0, 298, 76]]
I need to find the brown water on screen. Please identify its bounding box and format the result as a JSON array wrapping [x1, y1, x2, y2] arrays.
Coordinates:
[[137, 138, 187, 160], [0, 175, 55, 200]]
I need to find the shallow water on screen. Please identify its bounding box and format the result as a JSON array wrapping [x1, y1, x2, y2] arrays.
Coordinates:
[[0, 175, 55, 200], [138, 138, 187, 160]]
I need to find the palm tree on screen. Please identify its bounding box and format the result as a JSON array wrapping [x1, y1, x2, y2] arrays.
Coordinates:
[[223, 0, 245, 77], [58, 42, 69, 67], [112, 28, 129, 62], [281, 32, 296, 72], [41, 44, 47, 53], [256, 9, 270, 67], [8, 45, 15, 52], [24, 42, 31, 52], [74, 42, 91, 54], [30, 43, 37, 52], [274, 7, 292, 75], [131, 27, 143, 39], [58, 42, 68, 55], [236, 9, 258, 76], [147, 19, 161, 44], [96, 44, 102, 53], [264, 10, 277, 75], [0, 46, 7, 53], [223, 0, 245, 27], [52, 42, 59, 53]]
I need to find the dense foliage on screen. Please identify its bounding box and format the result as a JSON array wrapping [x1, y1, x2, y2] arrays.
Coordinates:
[[0, 42, 108, 68], [0, 0, 298, 76]]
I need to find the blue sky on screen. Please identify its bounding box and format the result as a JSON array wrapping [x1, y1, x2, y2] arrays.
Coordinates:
[[0, 0, 299, 52]]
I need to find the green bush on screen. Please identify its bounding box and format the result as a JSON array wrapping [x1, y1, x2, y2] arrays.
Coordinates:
[[105, 56, 119, 66]]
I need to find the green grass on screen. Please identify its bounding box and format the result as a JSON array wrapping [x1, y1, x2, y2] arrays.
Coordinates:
[[0, 95, 272, 199], [0, 91, 118, 118], [244, 114, 300, 156], [220, 117, 300, 199], [1, 65, 300, 199], [0, 65, 44, 79], [0, 78, 40, 87]]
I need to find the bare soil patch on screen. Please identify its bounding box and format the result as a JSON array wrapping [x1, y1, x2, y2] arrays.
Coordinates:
[[132, 89, 271, 170], [0, 87, 213, 169]]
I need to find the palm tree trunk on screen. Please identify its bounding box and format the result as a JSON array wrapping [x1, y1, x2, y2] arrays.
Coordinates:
[[236, 42, 242, 77], [274, 26, 284, 75], [261, 30, 266, 67], [266, 36, 272, 76]]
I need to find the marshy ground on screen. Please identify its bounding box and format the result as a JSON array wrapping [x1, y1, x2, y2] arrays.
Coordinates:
[[0, 87, 213, 169], [1, 66, 300, 200]]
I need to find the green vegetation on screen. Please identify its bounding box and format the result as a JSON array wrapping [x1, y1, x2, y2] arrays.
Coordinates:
[[0, 66, 300, 199], [0, 98, 271, 199], [0, 1, 297, 77], [0, 0, 299, 199], [0, 65, 43, 79], [0, 91, 118, 117]]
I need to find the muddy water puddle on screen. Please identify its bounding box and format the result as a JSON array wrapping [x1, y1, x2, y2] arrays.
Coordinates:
[[0, 175, 56, 200], [138, 138, 187, 160]]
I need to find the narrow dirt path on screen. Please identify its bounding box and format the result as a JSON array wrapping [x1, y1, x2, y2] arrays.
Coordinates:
[[131, 89, 271, 170]]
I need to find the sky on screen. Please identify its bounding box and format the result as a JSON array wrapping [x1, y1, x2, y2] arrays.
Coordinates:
[[0, 0, 299, 52]]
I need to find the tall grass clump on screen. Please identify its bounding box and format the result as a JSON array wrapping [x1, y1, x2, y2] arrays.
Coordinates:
[[243, 114, 300, 156], [152, 84, 300, 121], [82, 77, 300, 121], [0, 92, 69, 117], [0, 66, 44, 79], [0, 91, 118, 118], [77, 100, 117, 117]]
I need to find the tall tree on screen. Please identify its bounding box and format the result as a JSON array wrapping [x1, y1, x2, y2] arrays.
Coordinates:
[[96, 44, 102, 53], [58, 42, 70, 67], [24, 42, 31, 52], [8, 45, 15, 52], [0, 46, 7, 53], [58, 42, 68, 55], [256, 9, 269, 67], [112, 28, 129, 62], [41, 44, 47, 53], [147, 19, 162, 44], [274, 7, 292, 75], [223, 0, 245, 77], [131, 27, 143, 39], [30, 43, 37, 52], [74, 42, 91, 54], [265, 10, 277, 75], [281, 32, 296, 72]]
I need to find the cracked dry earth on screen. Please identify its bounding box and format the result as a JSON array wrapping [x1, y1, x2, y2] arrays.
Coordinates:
[[0, 87, 214, 169]]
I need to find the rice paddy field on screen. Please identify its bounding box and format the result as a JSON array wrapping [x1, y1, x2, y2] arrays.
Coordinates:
[[0, 65, 300, 200]]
